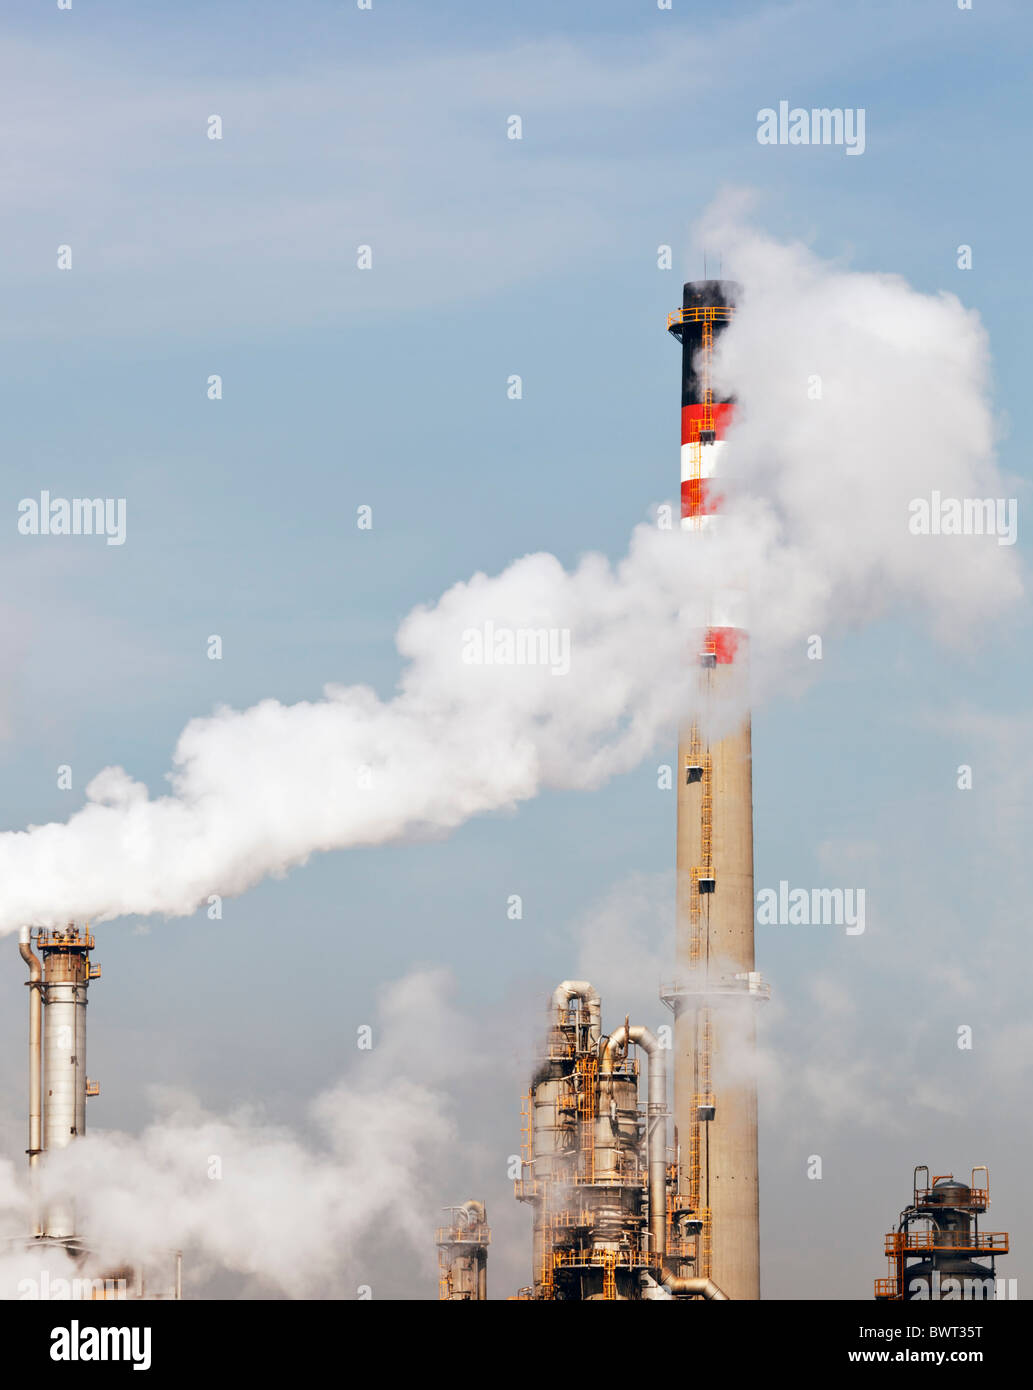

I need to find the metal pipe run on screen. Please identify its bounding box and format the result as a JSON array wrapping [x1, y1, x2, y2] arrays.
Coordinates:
[[18, 927, 42, 1170], [18, 927, 43, 1237], [552, 981, 601, 1046], [661, 1273, 729, 1300], [600, 1024, 666, 1261]]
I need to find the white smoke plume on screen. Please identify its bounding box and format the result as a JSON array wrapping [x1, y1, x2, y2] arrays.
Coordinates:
[[0, 207, 1019, 933], [0, 970, 469, 1298], [704, 191, 1020, 640]]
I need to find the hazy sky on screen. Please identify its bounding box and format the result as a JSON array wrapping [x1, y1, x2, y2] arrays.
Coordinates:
[[0, 0, 1030, 1299]]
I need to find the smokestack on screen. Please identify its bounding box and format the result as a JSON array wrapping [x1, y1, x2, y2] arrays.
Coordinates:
[[21, 923, 100, 1242], [663, 279, 769, 1301]]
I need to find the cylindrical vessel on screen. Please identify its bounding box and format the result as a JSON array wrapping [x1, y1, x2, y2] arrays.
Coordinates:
[[40, 928, 93, 1240], [43, 960, 88, 1152]]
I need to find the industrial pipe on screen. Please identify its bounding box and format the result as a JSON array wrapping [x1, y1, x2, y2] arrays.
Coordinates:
[[600, 1024, 666, 1261], [18, 927, 42, 1172], [456, 1200, 485, 1227], [552, 981, 600, 1044], [550, 984, 597, 1028], [661, 1273, 729, 1300], [19, 926, 43, 1238]]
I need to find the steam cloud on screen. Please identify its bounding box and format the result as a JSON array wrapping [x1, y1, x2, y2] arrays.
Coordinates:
[[0, 970, 468, 1298], [0, 207, 1020, 933]]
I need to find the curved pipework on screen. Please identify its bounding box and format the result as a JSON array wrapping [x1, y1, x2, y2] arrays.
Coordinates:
[[600, 1024, 666, 1260], [661, 1273, 729, 1300], [552, 980, 601, 1046], [457, 1200, 485, 1227]]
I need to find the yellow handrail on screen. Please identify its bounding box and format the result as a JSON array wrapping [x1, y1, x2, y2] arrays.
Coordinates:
[[667, 305, 735, 330]]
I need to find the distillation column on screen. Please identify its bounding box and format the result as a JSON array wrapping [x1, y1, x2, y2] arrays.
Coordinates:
[[664, 280, 768, 1301]]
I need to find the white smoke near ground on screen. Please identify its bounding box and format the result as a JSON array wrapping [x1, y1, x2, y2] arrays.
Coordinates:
[[0, 203, 1020, 933], [0, 970, 470, 1299]]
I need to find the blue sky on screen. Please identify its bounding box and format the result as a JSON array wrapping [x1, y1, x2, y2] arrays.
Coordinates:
[[0, 0, 1030, 1298]]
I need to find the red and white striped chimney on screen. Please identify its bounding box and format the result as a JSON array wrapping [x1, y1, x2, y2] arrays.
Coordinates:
[[669, 279, 743, 666], [666, 277, 765, 1303]]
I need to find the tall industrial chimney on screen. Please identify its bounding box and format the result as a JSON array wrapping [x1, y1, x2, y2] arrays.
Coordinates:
[[18, 923, 100, 1243], [662, 281, 769, 1301], [16, 925, 182, 1298]]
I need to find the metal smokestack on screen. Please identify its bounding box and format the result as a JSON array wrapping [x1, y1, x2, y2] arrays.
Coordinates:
[[662, 279, 769, 1301], [16, 924, 182, 1296], [20, 923, 101, 1242]]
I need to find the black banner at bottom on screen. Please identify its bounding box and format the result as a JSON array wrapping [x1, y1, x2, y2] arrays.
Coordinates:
[[4, 1297, 1023, 1377]]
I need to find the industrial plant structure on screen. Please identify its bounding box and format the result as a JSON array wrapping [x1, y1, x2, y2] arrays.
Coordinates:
[[437, 1201, 491, 1300], [15, 923, 181, 1298], [513, 980, 727, 1300], [875, 1167, 1010, 1301]]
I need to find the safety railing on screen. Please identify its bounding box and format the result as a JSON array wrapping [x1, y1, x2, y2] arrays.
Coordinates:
[[435, 1226, 491, 1247], [915, 1187, 988, 1209], [885, 1230, 1008, 1255], [38, 928, 95, 950], [667, 305, 735, 330], [551, 1248, 662, 1270]]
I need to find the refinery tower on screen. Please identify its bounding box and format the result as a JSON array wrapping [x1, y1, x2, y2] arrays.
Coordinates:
[[663, 280, 768, 1301]]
